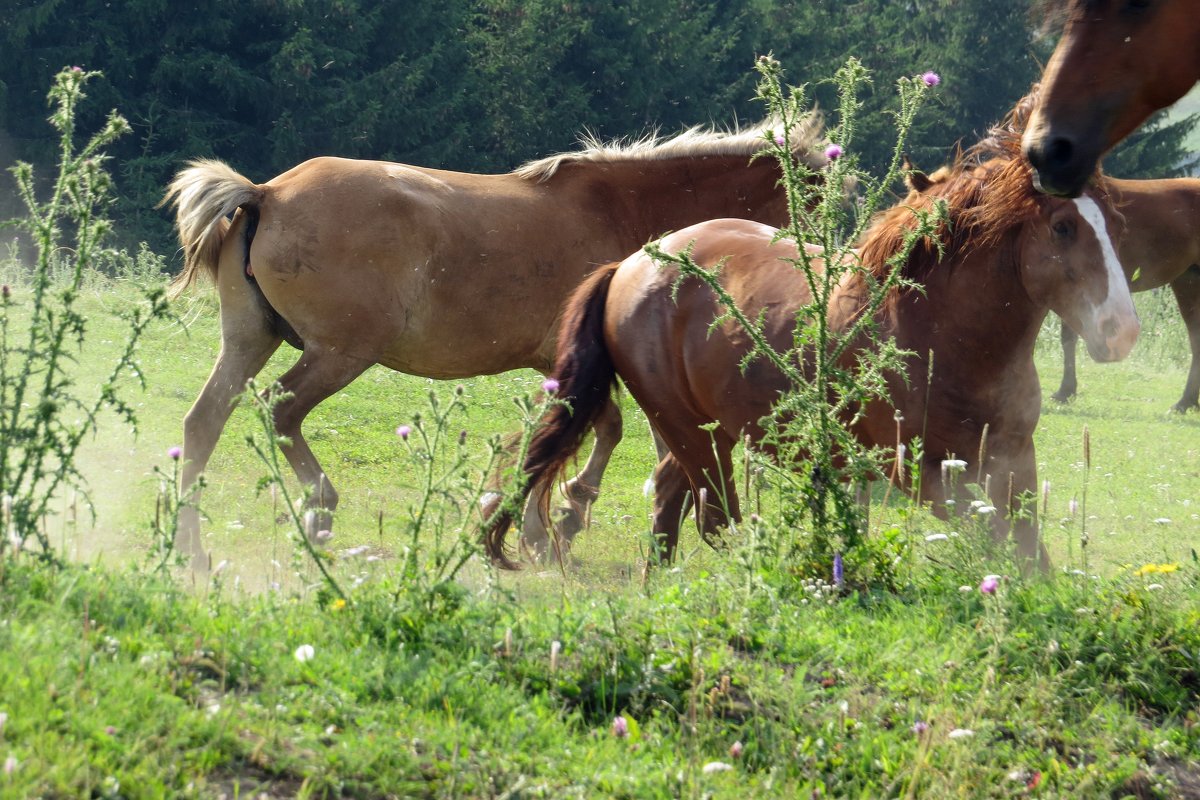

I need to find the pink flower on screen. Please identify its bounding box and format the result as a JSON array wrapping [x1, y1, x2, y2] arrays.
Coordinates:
[[729, 740, 744, 758], [980, 575, 999, 594], [911, 720, 929, 735], [825, 144, 844, 161], [542, 378, 560, 394], [774, 133, 786, 147], [396, 425, 411, 440], [168, 446, 182, 460], [921, 71, 941, 87], [612, 715, 629, 738]]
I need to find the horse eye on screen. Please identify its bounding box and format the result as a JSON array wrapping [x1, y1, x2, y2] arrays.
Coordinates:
[[1052, 220, 1073, 239], [1123, 0, 1153, 12]]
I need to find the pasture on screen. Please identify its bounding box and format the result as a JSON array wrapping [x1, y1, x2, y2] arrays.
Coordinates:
[[0, 56, 1197, 800], [1, 270, 1197, 798]]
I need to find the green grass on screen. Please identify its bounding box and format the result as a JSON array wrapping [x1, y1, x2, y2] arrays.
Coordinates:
[[0, 278, 1197, 798]]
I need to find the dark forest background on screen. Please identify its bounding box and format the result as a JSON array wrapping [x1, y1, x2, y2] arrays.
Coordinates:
[[2, 0, 1196, 256]]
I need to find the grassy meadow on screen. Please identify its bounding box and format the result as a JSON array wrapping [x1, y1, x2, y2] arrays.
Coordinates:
[[0, 271, 1197, 799]]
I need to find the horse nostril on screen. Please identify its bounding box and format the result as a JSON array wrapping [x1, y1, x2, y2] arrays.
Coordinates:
[[1044, 137, 1075, 169]]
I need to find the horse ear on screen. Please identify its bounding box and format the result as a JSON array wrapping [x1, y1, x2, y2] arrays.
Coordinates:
[[903, 154, 934, 192]]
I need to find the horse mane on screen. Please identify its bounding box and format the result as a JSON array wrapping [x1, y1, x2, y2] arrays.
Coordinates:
[[513, 113, 826, 182], [857, 85, 1105, 287]]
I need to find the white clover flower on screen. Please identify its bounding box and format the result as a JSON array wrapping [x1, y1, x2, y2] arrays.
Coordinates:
[[294, 644, 315, 663], [702, 761, 734, 774], [947, 728, 974, 740], [924, 533, 949, 542]]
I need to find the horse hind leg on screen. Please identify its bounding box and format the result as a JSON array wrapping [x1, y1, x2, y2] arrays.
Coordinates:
[[1051, 318, 1080, 402], [520, 396, 623, 563], [179, 265, 283, 572], [270, 344, 372, 536], [1169, 266, 1200, 412]]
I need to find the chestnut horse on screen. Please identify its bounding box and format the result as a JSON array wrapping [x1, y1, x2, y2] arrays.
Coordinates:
[[907, 163, 1200, 411], [485, 133, 1139, 570], [165, 117, 828, 570], [1024, 0, 1200, 197], [1055, 177, 1200, 410]]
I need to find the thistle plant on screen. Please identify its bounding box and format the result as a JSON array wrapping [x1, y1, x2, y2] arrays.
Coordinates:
[[0, 68, 171, 563], [646, 57, 942, 582]]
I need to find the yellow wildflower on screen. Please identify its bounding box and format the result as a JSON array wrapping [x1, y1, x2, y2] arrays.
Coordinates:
[[331, 598, 347, 612]]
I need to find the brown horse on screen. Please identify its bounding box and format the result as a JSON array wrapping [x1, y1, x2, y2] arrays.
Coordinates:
[[1055, 177, 1200, 410], [485, 133, 1139, 571], [1024, 0, 1200, 197], [164, 117, 829, 570], [907, 163, 1200, 411]]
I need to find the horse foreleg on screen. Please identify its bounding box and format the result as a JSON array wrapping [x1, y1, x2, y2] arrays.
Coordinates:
[[1170, 266, 1200, 412], [272, 345, 371, 536], [1052, 318, 1080, 402]]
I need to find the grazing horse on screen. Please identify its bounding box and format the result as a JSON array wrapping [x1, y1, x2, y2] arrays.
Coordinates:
[[485, 131, 1139, 571], [164, 117, 828, 570], [1055, 178, 1200, 410], [1023, 0, 1200, 197]]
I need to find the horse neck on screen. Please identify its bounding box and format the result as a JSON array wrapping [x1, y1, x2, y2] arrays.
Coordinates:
[[562, 155, 789, 243], [893, 233, 1044, 380]]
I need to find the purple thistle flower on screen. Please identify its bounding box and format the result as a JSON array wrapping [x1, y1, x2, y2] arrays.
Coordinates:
[[911, 720, 929, 736], [825, 143, 844, 161], [396, 425, 411, 441], [167, 446, 182, 460], [774, 133, 786, 147], [833, 552, 844, 587], [921, 71, 941, 87], [979, 575, 999, 595], [612, 715, 629, 738], [729, 740, 744, 758], [542, 378, 560, 394]]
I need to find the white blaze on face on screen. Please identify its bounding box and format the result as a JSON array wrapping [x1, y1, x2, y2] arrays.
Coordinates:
[[1072, 195, 1139, 359]]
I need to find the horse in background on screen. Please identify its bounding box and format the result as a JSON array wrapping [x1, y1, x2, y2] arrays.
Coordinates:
[[1024, 0, 1200, 197], [164, 116, 829, 571], [485, 128, 1139, 571], [1055, 178, 1200, 411]]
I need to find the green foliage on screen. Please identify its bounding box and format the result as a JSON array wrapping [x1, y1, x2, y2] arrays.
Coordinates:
[[4, 0, 1194, 256], [0, 69, 170, 563]]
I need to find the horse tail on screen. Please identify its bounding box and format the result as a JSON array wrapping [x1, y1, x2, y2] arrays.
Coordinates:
[[161, 159, 265, 298], [484, 261, 622, 569]]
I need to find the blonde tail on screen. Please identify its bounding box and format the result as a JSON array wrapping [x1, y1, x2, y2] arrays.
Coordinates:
[[160, 159, 264, 297]]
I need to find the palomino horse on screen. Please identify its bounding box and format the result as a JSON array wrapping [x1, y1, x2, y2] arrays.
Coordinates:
[[1055, 178, 1200, 410], [906, 163, 1200, 411], [1024, 0, 1200, 197], [164, 117, 828, 570], [485, 131, 1139, 570]]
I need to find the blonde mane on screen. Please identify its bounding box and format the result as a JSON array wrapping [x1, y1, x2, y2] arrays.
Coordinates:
[[514, 113, 826, 182]]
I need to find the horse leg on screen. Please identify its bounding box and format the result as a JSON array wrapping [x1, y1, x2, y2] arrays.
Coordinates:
[[520, 396, 623, 562], [1169, 265, 1200, 412], [1051, 318, 1079, 402], [652, 420, 740, 553], [270, 345, 372, 534], [648, 453, 691, 561], [179, 272, 283, 572]]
